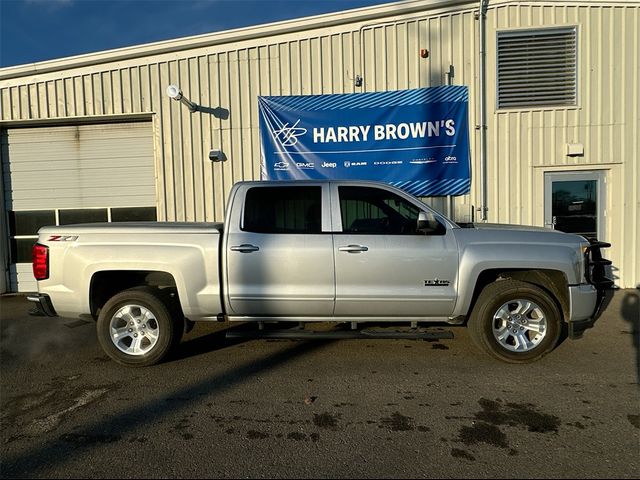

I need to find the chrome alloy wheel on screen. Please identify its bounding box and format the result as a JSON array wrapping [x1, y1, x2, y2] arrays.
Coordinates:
[[492, 299, 547, 352], [109, 304, 160, 355]]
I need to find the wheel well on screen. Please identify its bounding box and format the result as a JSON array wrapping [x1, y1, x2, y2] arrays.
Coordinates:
[[469, 269, 569, 321], [90, 270, 179, 318]]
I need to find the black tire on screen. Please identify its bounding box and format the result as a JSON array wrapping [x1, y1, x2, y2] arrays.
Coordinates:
[[97, 287, 182, 367], [468, 279, 562, 363]]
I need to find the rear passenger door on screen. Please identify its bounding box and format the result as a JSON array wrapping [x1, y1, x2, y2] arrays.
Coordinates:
[[225, 184, 335, 317]]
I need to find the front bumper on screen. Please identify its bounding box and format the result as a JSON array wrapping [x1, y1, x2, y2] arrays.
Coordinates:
[[568, 284, 598, 322], [27, 293, 58, 317]]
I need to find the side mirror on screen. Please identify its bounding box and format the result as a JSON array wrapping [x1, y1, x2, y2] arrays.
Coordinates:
[[417, 211, 445, 235]]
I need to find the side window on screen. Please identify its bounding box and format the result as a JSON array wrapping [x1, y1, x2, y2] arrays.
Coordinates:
[[243, 186, 322, 234], [339, 186, 421, 235]]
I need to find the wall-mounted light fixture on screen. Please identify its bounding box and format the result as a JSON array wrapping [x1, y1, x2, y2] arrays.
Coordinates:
[[166, 85, 198, 113]]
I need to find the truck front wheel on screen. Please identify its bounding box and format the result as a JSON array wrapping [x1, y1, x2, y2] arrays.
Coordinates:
[[97, 287, 181, 367], [468, 280, 562, 363]]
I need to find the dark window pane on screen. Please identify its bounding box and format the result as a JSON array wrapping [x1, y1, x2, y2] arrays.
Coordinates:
[[10, 238, 36, 263], [58, 209, 108, 225], [551, 180, 597, 239], [111, 207, 157, 222], [8, 210, 56, 236], [243, 186, 321, 234], [339, 186, 420, 235]]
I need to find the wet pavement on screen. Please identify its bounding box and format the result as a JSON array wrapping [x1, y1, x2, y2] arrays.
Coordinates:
[[1, 289, 638, 478]]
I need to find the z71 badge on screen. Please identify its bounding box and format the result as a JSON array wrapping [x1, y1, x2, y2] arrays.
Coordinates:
[[48, 235, 78, 242], [424, 279, 450, 286]]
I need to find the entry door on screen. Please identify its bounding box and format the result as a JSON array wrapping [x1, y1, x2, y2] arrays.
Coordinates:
[[544, 171, 606, 241], [333, 185, 458, 318]]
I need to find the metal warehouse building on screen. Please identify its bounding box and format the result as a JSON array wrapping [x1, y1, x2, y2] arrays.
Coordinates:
[[0, 0, 638, 292]]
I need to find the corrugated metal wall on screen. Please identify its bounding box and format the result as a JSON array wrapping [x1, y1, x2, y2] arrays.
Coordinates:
[[0, 0, 638, 287]]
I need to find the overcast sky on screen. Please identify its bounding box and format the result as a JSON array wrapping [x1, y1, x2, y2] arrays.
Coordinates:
[[0, 0, 397, 68]]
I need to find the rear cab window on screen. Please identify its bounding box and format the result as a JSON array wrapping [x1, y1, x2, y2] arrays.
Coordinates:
[[243, 186, 322, 234]]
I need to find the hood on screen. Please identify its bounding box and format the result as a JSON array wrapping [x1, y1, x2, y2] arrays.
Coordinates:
[[464, 222, 554, 233], [454, 222, 589, 246]]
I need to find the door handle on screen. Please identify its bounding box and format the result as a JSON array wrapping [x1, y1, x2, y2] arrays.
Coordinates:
[[338, 244, 369, 253], [230, 244, 260, 253]]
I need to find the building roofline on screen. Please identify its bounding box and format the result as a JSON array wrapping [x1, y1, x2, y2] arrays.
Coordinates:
[[1, 0, 633, 81], [0, 0, 473, 80]]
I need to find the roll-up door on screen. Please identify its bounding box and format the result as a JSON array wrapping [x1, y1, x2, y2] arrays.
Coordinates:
[[1, 122, 157, 292]]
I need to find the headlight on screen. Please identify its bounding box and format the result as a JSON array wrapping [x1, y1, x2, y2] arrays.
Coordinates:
[[577, 243, 590, 282]]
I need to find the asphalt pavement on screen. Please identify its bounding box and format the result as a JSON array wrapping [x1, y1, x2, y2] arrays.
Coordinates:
[[0, 289, 638, 478]]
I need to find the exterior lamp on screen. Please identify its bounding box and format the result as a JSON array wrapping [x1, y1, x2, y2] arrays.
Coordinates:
[[166, 85, 198, 113]]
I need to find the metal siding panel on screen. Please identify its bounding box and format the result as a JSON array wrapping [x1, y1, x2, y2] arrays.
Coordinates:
[[19, 86, 29, 119], [332, 35, 343, 94], [217, 52, 233, 216], [197, 56, 211, 221], [247, 50, 260, 181], [190, 56, 204, 222], [228, 50, 242, 184], [120, 68, 131, 113], [36, 83, 47, 118], [237, 49, 251, 182], [46, 82, 56, 117], [145, 65, 163, 221], [1, 88, 10, 120], [207, 55, 223, 221], [178, 58, 193, 222]]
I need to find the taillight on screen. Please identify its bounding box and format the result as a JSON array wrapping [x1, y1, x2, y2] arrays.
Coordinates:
[[32, 244, 49, 280]]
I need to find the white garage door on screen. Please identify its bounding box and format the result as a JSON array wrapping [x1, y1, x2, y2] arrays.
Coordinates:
[[2, 122, 156, 292]]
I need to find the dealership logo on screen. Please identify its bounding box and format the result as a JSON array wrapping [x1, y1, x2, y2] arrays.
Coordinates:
[[444, 155, 458, 163], [271, 119, 307, 146], [373, 160, 403, 166], [274, 161, 290, 170], [296, 162, 315, 169], [344, 161, 367, 168], [410, 159, 437, 164], [321, 162, 337, 169]]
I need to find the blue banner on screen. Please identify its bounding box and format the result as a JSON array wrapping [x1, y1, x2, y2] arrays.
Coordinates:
[[258, 86, 471, 196]]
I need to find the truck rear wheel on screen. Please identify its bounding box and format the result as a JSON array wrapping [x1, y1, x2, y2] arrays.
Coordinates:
[[468, 279, 562, 363], [97, 287, 182, 367]]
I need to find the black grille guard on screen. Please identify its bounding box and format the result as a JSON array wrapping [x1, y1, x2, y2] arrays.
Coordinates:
[[584, 239, 614, 290]]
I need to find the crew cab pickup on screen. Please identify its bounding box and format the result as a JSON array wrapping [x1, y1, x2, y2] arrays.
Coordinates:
[[28, 180, 612, 366]]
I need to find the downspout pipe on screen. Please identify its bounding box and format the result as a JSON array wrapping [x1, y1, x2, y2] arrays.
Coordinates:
[[478, 0, 489, 221]]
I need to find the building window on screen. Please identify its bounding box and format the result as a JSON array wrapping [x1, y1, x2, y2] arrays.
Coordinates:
[[7, 207, 157, 263], [497, 27, 577, 109]]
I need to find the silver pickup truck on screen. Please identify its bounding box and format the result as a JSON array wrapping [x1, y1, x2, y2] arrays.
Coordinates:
[[28, 180, 612, 366]]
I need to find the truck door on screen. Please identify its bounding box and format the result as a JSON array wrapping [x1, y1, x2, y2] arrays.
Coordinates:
[[332, 185, 458, 317], [225, 184, 335, 317]]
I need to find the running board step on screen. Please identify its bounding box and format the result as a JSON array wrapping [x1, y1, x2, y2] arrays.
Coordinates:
[[226, 328, 454, 341]]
